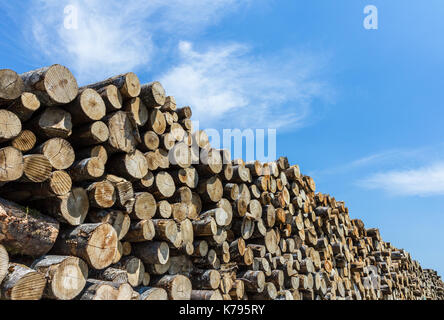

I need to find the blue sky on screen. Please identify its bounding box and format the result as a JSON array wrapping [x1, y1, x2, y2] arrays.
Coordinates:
[[1, 0, 444, 275]]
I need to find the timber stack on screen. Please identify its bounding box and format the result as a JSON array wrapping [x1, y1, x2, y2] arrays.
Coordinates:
[[0, 65, 442, 300]]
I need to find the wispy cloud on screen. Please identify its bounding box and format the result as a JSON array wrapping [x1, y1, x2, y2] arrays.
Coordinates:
[[159, 41, 332, 129], [17, 0, 248, 83], [359, 162, 444, 196]]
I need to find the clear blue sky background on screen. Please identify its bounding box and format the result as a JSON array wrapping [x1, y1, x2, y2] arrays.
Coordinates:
[[1, 0, 443, 275]]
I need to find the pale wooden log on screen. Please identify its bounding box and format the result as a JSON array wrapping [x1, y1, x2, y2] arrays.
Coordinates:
[[105, 174, 135, 213], [69, 157, 105, 182], [0, 69, 24, 103], [10, 130, 36, 152], [79, 279, 133, 300], [159, 132, 175, 150], [137, 286, 168, 300], [28, 106, 72, 139], [191, 290, 223, 300], [169, 141, 192, 168], [89, 267, 128, 284], [224, 183, 239, 201], [192, 130, 209, 149], [88, 209, 130, 240], [197, 176, 223, 203], [0, 263, 46, 300], [177, 106, 192, 120], [197, 148, 223, 176], [123, 219, 155, 242], [147, 171, 175, 199], [0, 244, 9, 284], [33, 138, 75, 170], [104, 111, 141, 154], [83, 72, 140, 98], [129, 192, 157, 220], [153, 200, 172, 219], [249, 282, 277, 300], [140, 81, 166, 108], [122, 241, 132, 256], [112, 256, 145, 287], [0, 110, 21, 143], [6, 170, 71, 201], [97, 85, 122, 112], [192, 216, 217, 236], [145, 109, 166, 135], [133, 241, 169, 265], [34, 187, 89, 225], [70, 121, 109, 147], [31, 255, 88, 300], [107, 150, 148, 181], [85, 180, 116, 209], [140, 130, 159, 151], [0, 197, 59, 256], [63, 88, 106, 125], [161, 96, 176, 112], [20, 64, 78, 106], [51, 223, 117, 269], [19, 154, 52, 183], [171, 166, 199, 189], [123, 97, 148, 126], [152, 219, 179, 244], [238, 270, 265, 293], [6, 92, 40, 122], [77, 145, 108, 164], [134, 171, 154, 190], [150, 274, 192, 300]]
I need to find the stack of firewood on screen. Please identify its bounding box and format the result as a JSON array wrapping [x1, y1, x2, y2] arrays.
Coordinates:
[[0, 65, 442, 300]]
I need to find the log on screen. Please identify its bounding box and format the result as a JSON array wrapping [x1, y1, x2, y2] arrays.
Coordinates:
[[105, 111, 140, 153], [31, 255, 88, 300], [140, 130, 160, 151], [147, 171, 175, 199], [51, 223, 118, 269], [0, 263, 46, 300], [88, 209, 130, 241], [79, 279, 133, 300], [0, 69, 24, 103], [140, 81, 166, 108], [83, 72, 141, 98], [152, 219, 179, 244], [128, 192, 157, 220], [10, 130, 36, 152], [97, 85, 122, 112], [0, 244, 8, 284], [137, 287, 168, 300], [123, 219, 155, 242], [124, 97, 148, 126], [89, 267, 128, 284], [150, 274, 192, 300], [107, 150, 148, 181], [20, 154, 52, 183], [112, 256, 145, 287], [0, 110, 21, 143], [0, 197, 59, 256], [70, 121, 109, 147], [197, 176, 223, 203], [29, 106, 72, 139], [6, 92, 40, 122], [105, 174, 135, 213], [145, 109, 166, 135], [171, 167, 199, 189], [191, 290, 223, 300], [20, 64, 78, 106], [0, 147, 23, 183], [33, 138, 75, 170], [85, 180, 116, 209], [132, 241, 169, 265], [34, 187, 89, 225]]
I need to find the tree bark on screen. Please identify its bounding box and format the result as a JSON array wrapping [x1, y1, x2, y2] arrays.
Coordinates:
[[0, 263, 46, 300]]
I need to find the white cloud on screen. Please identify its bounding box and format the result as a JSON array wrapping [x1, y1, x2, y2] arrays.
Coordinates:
[[24, 0, 247, 83], [159, 41, 331, 129], [359, 162, 444, 196]]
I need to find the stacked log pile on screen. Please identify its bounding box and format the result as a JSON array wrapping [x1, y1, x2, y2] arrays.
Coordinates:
[[0, 65, 443, 300]]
